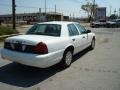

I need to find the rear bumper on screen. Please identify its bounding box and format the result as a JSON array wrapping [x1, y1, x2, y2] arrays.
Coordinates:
[[1, 49, 63, 68]]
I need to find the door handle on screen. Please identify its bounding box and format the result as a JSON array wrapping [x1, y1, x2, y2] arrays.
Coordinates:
[[82, 36, 85, 38], [72, 39, 76, 41]]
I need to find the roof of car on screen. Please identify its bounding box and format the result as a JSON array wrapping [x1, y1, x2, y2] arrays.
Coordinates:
[[38, 21, 78, 25]]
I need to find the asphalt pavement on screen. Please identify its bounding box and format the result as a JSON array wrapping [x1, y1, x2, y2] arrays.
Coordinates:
[[0, 27, 120, 90]]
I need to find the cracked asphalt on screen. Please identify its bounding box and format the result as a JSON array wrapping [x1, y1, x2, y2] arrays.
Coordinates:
[[0, 27, 120, 90]]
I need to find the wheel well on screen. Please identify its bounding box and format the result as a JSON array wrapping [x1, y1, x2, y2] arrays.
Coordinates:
[[93, 36, 95, 40], [64, 46, 74, 54]]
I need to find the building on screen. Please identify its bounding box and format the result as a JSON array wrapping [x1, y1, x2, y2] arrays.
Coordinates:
[[95, 7, 106, 20], [0, 12, 64, 24]]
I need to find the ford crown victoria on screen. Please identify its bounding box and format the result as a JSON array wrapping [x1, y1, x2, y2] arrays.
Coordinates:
[[1, 21, 95, 68]]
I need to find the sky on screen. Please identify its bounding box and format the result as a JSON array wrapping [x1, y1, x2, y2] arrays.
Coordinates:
[[0, 0, 120, 18]]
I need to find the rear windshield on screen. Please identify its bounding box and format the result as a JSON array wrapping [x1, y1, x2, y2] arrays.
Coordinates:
[[26, 24, 61, 36]]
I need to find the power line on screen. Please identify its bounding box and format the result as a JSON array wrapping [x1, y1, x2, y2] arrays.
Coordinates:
[[0, 3, 12, 7], [70, 0, 83, 3], [0, 3, 85, 17], [0, 3, 39, 8], [0, 3, 82, 13], [0, 3, 82, 10]]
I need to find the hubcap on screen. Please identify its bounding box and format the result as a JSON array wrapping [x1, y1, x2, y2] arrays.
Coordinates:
[[65, 51, 72, 66]]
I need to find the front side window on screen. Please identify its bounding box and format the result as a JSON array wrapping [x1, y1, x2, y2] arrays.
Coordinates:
[[76, 24, 87, 34], [68, 24, 79, 36], [26, 24, 61, 37]]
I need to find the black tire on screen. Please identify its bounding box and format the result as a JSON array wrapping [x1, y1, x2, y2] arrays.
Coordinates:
[[116, 25, 119, 28], [91, 26, 95, 28], [89, 38, 95, 50], [95, 25, 99, 28], [59, 50, 73, 68], [112, 24, 116, 28]]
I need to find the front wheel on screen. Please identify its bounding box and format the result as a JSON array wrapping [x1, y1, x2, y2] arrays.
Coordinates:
[[89, 38, 95, 50], [112, 24, 116, 28], [60, 50, 73, 68]]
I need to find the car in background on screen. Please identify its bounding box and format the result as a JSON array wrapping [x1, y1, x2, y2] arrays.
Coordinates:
[[16, 20, 27, 25], [90, 19, 107, 28], [1, 21, 95, 68], [106, 19, 120, 28], [115, 19, 120, 27]]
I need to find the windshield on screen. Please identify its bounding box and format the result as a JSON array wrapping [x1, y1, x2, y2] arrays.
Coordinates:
[[26, 24, 61, 37]]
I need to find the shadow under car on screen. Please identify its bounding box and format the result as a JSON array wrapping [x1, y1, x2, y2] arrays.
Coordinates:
[[0, 48, 90, 87]]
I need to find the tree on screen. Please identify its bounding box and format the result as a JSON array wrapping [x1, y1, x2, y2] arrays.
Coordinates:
[[0, 19, 1, 25], [81, 2, 98, 18], [109, 14, 118, 19]]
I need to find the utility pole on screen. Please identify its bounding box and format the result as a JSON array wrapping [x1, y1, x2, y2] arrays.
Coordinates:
[[45, 0, 46, 21], [110, 6, 112, 16], [70, 13, 71, 21], [119, 8, 120, 18], [73, 13, 74, 20], [114, 8, 117, 15], [39, 8, 41, 22], [12, 0, 16, 29], [92, 0, 95, 19], [55, 4, 56, 13], [54, 4, 56, 21]]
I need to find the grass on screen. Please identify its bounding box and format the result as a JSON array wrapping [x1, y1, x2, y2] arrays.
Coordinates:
[[0, 26, 18, 36], [0, 26, 19, 42], [0, 37, 4, 42]]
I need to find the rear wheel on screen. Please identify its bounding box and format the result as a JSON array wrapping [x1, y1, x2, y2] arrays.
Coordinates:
[[60, 50, 73, 68]]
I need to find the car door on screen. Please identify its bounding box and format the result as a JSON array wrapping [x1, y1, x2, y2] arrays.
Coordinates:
[[75, 23, 89, 49], [67, 24, 85, 54]]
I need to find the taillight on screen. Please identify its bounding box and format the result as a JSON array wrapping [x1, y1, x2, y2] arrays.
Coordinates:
[[34, 42, 48, 54]]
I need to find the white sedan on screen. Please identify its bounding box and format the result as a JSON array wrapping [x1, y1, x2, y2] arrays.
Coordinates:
[[1, 21, 95, 68]]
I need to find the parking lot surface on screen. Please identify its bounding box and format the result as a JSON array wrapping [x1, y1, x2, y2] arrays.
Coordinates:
[[0, 27, 120, 90]]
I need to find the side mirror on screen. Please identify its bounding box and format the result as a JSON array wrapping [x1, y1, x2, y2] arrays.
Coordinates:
[[86, 29, 91, 33]]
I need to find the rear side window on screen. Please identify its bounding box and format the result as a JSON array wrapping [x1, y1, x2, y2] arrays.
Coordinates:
[[68, 24, 79, 36], [26, 24, 61, 36], [76, 24, 87, 34]]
